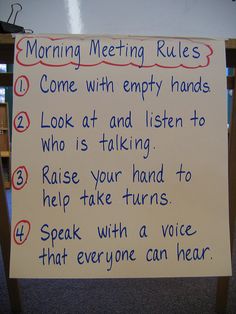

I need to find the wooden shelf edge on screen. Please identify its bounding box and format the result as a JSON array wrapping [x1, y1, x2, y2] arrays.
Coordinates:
[[4, 181, 11, 189], [0, 151, 10, 157], [226, 39, 236, 49], [0, 34, 15, 45]]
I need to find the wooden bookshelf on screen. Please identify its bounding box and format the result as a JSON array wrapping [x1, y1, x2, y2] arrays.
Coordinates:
[[0, 34, 13, 190], [0, 102, 11, 188]]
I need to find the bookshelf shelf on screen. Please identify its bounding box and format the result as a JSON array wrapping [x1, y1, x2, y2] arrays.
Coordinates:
[[0, 102, 11, 188]]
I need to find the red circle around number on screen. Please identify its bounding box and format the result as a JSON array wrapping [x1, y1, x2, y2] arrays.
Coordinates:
[[14, 75, 30, 97], [12, 165, 29, 190], [13, 219, 31, 245], [13, 111, 30, 133]]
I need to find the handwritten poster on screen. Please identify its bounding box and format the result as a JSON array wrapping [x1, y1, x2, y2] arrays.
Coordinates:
[[10, 35, 232, 278]]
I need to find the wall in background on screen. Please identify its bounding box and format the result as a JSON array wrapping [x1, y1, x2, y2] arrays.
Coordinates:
[[0, 0, 235, 129], [0, 0, 236, 37]]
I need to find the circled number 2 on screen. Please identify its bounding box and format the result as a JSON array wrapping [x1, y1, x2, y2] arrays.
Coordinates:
[[13, 111, 30, 133]]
